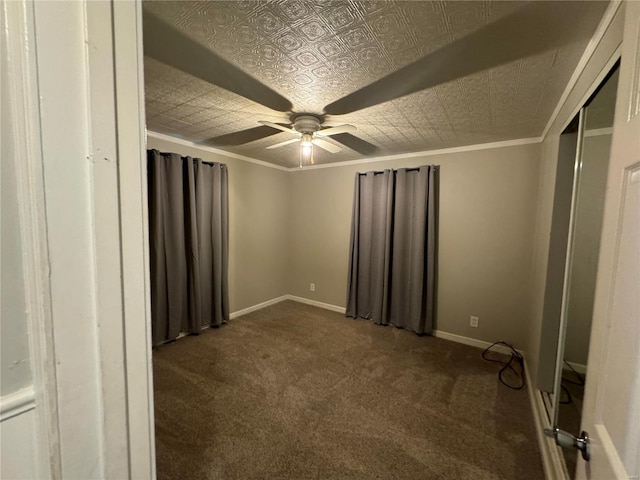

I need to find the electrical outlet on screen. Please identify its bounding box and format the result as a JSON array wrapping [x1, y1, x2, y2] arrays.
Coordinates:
[[310, 283, 315, 292], [470, 316, 479, 328]]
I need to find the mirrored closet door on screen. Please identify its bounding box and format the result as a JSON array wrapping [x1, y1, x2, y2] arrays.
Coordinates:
[[536, 63, 619, 478]]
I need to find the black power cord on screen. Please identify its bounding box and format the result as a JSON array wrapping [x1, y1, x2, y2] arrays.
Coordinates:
[[559, 360, 586, 405], [482, 341, 525, 390]]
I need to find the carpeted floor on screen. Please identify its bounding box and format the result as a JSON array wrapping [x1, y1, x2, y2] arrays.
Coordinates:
[[153, 301, 544, 480]]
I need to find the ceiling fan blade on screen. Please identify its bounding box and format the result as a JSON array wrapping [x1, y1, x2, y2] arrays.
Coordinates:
[[313, 139, 342, 154], [329, 133, 379, 156], [315, 124, 357, 137], [199, 125, 284, 146], [266, 138, 300, 150], [324, 1, 606, 115], [143, 10, 292, 112], [258, 120, 298, 135]]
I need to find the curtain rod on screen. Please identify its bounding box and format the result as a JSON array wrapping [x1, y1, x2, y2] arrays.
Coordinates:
[[198, 160, 224, 167], [150, 149, 225, 167], [357, 166, 427, 175]]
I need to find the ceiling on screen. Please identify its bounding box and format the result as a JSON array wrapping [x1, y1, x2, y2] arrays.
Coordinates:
[[143, 1, 609, 168]]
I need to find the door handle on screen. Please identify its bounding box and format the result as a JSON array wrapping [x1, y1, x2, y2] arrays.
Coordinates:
[[544, 427, 590, 461]]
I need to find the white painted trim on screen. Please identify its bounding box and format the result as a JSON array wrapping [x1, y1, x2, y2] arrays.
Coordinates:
[[147, 131, 290, 172], [149, 130, 541, 173], [284, 295, 347, 313], [0, 387, 36, 422], [3, 1, 61, 477], [229, 295, 525, 357], [112, 2, 157, 478], [541, 1, 623, 139], [229, 295, 289, 319], [524, 359, 569, 480], [288, 137, 542, 172], [564, 361, 587, 375], [558, 46, 623, 136], [584, 127, 614, 137], [85, 3, 131, 476], [251, 295, 526, 356], [431, 330, 517, 356], [594, 423, 630, 479], [162, 296, 289, 341]]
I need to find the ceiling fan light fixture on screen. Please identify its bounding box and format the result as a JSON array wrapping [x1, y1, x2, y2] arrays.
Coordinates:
[[300, 133, 313, 147], [299, 141, 314, 168]]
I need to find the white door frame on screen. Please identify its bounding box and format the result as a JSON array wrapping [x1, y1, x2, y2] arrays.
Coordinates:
[[2, 1, 61, 477], [86, 1, 156, 477], [577, 0, 640, 477], [86, 0, 156, 477], [5, 0, 155, 477]]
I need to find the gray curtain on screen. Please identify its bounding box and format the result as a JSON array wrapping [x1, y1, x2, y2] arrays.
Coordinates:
[[148, 150, 229, 345], [346, 166, 438, 335]]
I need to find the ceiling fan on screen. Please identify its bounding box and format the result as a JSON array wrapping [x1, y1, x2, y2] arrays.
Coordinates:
[[142, 1, 603, 162], [261, 115, 354, 152], [257, 115, 358, 166]]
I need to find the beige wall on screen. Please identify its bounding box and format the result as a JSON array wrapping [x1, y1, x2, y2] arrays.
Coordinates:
[[289, 144, 541, 348], [147, 136, 291, 312], [147, 136, 541, 349]]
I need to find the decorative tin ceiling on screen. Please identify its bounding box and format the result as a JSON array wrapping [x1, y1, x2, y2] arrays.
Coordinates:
[[143, 1, 609, 168]]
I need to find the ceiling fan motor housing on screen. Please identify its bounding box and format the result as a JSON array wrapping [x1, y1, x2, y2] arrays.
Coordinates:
[[293, 114, 322, 134]]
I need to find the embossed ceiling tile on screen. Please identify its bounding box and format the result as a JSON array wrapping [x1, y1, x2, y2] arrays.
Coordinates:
[[443, 1, 506, 39], [351, 1, 396, 19], [148, 112, 174, 124], [192, 2, 238, 32], [143, 1, 608, 165], [230, 1, 264, 16], [276, 0, 314, 23], [185, 110, 219, 124], [322, 3, 360, 32], [534, 43, 589, 112], [441, 76, 493, 132], [250, 7, 287, 37], [175, 15, 217, 44], [142, 0, 199, 25]]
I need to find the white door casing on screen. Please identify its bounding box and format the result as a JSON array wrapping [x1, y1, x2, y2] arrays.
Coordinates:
[[2, 0, 155, 477], [577, 1, 640, 479]]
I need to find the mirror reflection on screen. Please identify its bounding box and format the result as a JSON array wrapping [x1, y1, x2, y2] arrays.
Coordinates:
[[556, 67, 619, 477]]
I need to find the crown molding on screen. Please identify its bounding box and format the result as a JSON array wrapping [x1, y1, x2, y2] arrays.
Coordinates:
[[287, 136, 542, 172], [148, 131, 542, 174], [146, 131, 290, 172]]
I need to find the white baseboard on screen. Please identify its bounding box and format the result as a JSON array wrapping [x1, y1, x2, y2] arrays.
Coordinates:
[[0, 386, 36, 421], [229, 295, 289, 319], [564, 360, 587, 375], [284, 295, 346, 313], [431, 330, 518, 356], [281, 296, 521, 356], [168, 295, 289, 342], [524, 358, 568, 480]]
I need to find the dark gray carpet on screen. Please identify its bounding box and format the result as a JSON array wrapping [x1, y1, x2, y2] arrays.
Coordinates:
[[153, 301, 544, 479]]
